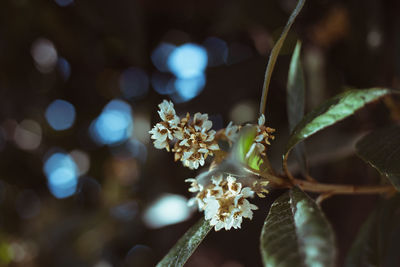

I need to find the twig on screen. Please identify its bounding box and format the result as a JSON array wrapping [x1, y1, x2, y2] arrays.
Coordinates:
[[294, 179, 395, 195], [253, 169, 396, 196]]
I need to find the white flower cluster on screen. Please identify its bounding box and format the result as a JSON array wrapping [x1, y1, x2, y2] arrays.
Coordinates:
[[186, 174, 259, 231], [149, 100, 219, 169]]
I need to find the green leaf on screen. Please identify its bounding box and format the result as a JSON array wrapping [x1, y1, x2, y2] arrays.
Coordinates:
[[156, 218, 212, 267], [355, 125, 400, 191], [260, 187, 336, 267], [345, 195, 400, 267], [234, 125, 263, 171], [259, 0, 306, 115], [283, 88, 393, 164], [287, 40, 308, 175]]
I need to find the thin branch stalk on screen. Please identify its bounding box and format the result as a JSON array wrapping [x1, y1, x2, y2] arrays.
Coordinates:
[[256, 170, 396, 196]]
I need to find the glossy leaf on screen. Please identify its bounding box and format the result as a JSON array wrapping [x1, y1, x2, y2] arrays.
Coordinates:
[[287, 41, 308, 175], [260, 187, 336, 267], [156, 218, 212, 267], [355, 125, 400, 191], [259, 0, 306, 115], [345, 195, 400, 267], [283, 88, 392, 164]]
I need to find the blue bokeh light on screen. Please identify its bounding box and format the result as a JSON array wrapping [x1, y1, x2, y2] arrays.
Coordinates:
[[119, 67, 149, 99], [151, 72, 176, 95], [54, 0, 74, 7], [90, 99, 133, 146], [173, 74, 206, 103], [167, 43, 208, 79], [57, 57, 71, 80], [143, 194, 192, 228], [203, 37, 228, 67], [45, 99, 76, 131], [44, 152, 78, 199], [151, 43, 176, 72]]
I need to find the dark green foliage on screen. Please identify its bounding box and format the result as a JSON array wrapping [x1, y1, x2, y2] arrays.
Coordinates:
[[156, 218, 212, 267], [260, 187, 336, 267], [356, 125, 400, 191], [287, 41, 308, 175], [284, 88, 392, 162]]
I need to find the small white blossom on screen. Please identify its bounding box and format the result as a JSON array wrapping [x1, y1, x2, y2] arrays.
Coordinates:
[[251, 114, 275, 156], [172, 113, 219, 169], [193, 112, 212, 131], [185, 178, 203, 192], [157, 100, 180, 127], [258, 114, 265, 126], [188, 174, 259, 231], [225, 121, 240, 142], [149, 122, 174, 150]]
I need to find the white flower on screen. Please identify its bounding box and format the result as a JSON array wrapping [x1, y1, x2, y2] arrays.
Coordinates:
[[225, 121, 239, 142], [149, 122, 174, 150], [211, 174, 223, 186], [193, 112, 212, 131], [227, 175, 242, 194], [157, 100, 180, 127], [258, 114, 265, 126], [182, 150, 205, 170], [250, 114, 275, 157], [185, 178, 203, 192], [188, 174, 259, 231]]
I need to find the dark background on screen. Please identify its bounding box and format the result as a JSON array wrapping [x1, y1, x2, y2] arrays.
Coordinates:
[[0, 0, 400, 266]]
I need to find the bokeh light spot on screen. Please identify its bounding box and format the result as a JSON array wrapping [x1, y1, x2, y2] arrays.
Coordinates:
[[69, 150, 90, 175], [151, 72, 175, 95], [172, 74, 206, 103], [119, 67, 149, 99], [31, 38, 58, 73], [203, 37, 228, 67], [143, 194, 192, 228], [229, 101, 257, 124], [151, 43, 176, 72], [43, 152, 78, 199], [167, 43, 208, 79], [14, 119, 42, 150], [45, 99, 76, 131], [90, 99, 133, 146], [57, 57, 71, 81]]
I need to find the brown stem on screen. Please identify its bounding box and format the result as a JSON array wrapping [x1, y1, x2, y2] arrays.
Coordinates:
[[294, 179, 395, 195], [316, 193, 334, 205], [253, 169, 395, 195], [282, 153, 295, 181], [213, 133, 395, 196]]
